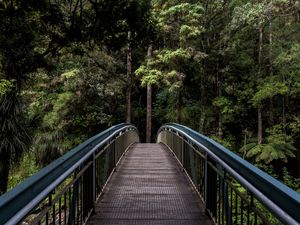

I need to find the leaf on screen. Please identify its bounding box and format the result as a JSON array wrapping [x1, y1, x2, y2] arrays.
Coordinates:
[[0, 79, 15, 96], [240, 142, 257, 152], [251, 78, 288, 107], [61, 69, 80, 79]]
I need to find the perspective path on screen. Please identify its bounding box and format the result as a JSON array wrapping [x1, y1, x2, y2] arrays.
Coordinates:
[[87, 143, 213, 225]]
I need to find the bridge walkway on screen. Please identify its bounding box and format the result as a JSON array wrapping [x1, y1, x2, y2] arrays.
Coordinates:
[[87, 143, 213, 225]]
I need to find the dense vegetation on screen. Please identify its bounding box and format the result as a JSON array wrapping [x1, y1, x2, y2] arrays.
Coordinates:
[[0, 0, 299, 194]]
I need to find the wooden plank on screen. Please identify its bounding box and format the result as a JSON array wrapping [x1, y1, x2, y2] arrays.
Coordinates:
[[88, 143, 213, 225]]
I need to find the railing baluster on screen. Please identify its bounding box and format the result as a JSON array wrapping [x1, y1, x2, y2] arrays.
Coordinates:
[[241, 199, 244, 225], [76, 178, 79, 225], [229, 185, 233, 225], [64, 192, 67, 225], [68, 179, 74, 225], [254, 210, 258, 225], [81, 174, 83, 224], [235, 191, 238, 225], [46, 211, 49, 225], [59, 198, 62, 225], [204, 152, 208, 205], [223, 172, 227, 225], [247, 196, 250, 225], [218, 174, 221, 224], [52, 194, 55, 225]]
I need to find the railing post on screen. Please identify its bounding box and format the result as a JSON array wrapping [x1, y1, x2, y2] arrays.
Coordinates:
[[204, 152, 208, 205], [104, 144, 110, 181], [205, 156, 217, 219], [115, 135, 118, 167], [112, 140, 116, 168], [223, 171, 231, 225], [189, 144, 196, 182], [68, 173, 78, 225], [92, 152, 96, 210], [181, 136, 184, 165], [171, 131, 174, 152]]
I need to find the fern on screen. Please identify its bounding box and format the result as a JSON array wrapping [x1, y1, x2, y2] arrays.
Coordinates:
[[243, 142, 296, 164]]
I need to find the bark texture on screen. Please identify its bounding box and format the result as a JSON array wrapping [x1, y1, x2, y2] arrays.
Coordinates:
[[146, 45, 153, 143], [126, 31, 132, 123]]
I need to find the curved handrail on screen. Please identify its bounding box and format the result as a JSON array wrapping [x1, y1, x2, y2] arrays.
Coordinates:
[[0, 123, 139, 225], [158, 123, 300, 225]]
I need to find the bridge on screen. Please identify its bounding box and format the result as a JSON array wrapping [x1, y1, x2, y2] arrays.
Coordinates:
[[0, 124, 299, 225]]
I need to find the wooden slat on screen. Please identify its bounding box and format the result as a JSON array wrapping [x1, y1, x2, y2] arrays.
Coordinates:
[[88, 143, 213, 225]]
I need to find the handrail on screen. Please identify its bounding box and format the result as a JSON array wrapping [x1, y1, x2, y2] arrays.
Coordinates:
[[157, 123, 300, 225], [0, 123, 139, 225]]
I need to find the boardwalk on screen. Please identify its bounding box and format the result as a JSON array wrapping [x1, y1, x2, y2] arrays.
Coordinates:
[[88, 143, 213, 225]]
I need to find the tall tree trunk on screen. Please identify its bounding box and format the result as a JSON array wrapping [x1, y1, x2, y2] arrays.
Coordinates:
[[218, 112, 223, 138], [282, 96, 286, 125], [269, 97, 274, 125], [146, 45, 153, 143], [176, 90, 182, 124], [258, 25, 264, 145], [295, 141, 300, 177], [0, 92, 30, 194], [0, 153, 10, 195], [269, 3, 273, 75], [269, 2, 274, 126], [258, 109, 263, 144], [126, 31, 132, 123], [199, 67, 206, 133], [217, 64, 223, 138]]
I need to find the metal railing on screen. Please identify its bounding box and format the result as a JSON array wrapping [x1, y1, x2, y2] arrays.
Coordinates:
[[157, 123, 300, 225], [0, 124, 139, 225]]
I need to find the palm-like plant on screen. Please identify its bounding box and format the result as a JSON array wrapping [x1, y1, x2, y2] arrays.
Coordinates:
[[34, 130, 65, 167], [0, 92, 31, 194], [242, 142, 296, 164], [240, 126, 296, 164]]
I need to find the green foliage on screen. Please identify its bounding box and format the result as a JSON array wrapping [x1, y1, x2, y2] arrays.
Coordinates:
[[157, 2, 204, 46], [155, 48, 191, 65], [0, 79, 14, 96], [2, 0, 300, 195], [43, 92, 75, 129], [289, 116, 300, 137], [266, 124, 294, 143], [275, 43, 300, 96], [136, 48, 193, 87], [61, 69, 80, 79], [256, 164, 300, 193], [244, 143, 295, 164], [8, 153, 39, 190], [231, 2, 266, 28], [241, 124, 296, 164], [34, 130, 65, 166], [23, 46, 126, 166], [282, 168, 300, 193], [251, 77, 289, 107], [212, 96, 236, 123], [135, 66, 163, 86], [210, 135, 235, 150]]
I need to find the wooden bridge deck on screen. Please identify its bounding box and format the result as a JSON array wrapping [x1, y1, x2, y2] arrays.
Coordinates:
[[88, 143, 213, 225]]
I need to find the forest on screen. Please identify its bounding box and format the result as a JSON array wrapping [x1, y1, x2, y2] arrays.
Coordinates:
[[0, 0, 300, 195]]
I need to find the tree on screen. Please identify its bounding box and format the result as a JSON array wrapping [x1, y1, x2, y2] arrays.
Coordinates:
[[25, 45, 129, 166], [0, 79, 14, 96], [0, 0, 82, 193], [126, 31, 133, 123], [0, 0, 48, 194], [136, 1, 205, 125], [146, 45, 153, 143]]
